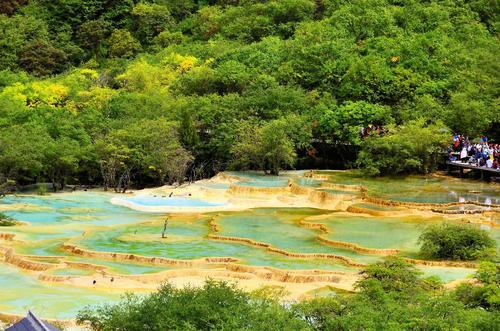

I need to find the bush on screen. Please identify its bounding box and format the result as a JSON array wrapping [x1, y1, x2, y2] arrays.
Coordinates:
[[37, 184, 47, 196], [293, 257, 499, 331], [454, 262, 500, 310], [418, 223, 496, 261], [77, 280, 308, 331], [356, 257, 442, 294], [0, 212, 16, 226]]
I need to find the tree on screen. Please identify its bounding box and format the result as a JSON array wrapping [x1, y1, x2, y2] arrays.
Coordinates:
[[231, 117, 303, 175], [0, 124, 51, 184], [418, 223, 497, 261], [136, 120, 193, 185], [230, 122, 264, 171], [77, 280, 309, 331], [357, 119, 450, 176], [317, 101, 392, 145], [454, 261, 500, 310], [45, 137, 82, 191], [94, 135, 131, 192], [76, 20, 110, 59], [107, 29, 141, 58], [131, 3, 175, 45], [0, 14, 49, 71], [178, 109, 200, 152], [260, 119, 297, 175], [294, 257, 498, 331], [18, 39, 68, 76]]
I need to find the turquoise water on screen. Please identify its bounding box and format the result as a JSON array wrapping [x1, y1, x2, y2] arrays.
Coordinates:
[[48, 267, 96, 276], [350, 203, 402, 211], [226, 171, 289, 187], [216, 209, 380, 264], [199, 183, 230, 190], [418, 266, 474, 283], [318, 189, 359, 195], [126, 196, 225, 207], [293, 178, 323, 187], [0, 262, 125, 319], [236, 180, 289, 187], [1, 192, 154, 226], [316, 214, 430, 251], [1, 171, 498, 320], [320, 171, 500, 204], [77, 219, 359, 270]]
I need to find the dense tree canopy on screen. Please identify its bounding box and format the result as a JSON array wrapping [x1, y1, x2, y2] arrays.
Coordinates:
[[0, 0, 498, 187]]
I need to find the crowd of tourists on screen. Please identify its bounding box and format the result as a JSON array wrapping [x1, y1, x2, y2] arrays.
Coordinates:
[[360, 125, 385, 137], [449, 134, 500, 169]]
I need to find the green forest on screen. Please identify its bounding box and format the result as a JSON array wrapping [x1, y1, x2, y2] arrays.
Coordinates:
[[0, 0, 498, 190]]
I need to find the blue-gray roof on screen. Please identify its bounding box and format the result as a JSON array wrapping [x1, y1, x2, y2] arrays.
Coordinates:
[[5, 311, 60, 331]]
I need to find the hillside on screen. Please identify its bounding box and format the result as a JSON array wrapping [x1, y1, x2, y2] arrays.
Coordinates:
[[0, 0, 498, 189]]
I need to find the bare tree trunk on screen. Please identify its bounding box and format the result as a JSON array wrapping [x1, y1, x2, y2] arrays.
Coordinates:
[[116, 168, 131, 193]]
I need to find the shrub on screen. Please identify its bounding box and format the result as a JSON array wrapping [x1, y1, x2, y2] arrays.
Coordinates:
[[37, 184, 47, 196], [454, 262, 500, 310], [418, 223, 496, 261], [355, 257, 441, 293], [0, 212, 16, 226], [77, 280, 308, 331], [294, 258, 499, 331]]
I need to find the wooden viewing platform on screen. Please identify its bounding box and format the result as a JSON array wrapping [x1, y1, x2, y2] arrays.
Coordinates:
[[446, 161, 500, 180]]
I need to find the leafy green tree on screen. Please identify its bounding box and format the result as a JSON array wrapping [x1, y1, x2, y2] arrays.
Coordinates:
[[317, 101, 392, 145], [357, 119, 449, 176], [418, 223, 497, 261], [45, 137, 82, 191], [131, 3, 175, 46], [94, 135, 131, 192], [0, 212, 17, 226], [0, 124, 51, 184], [294, 256, 499, 331], [230, 122, 264, 171], [178, 110, 200, 152], [77, 19, 110, 59], [152, 31, 184, 49], [77, 280, 309, 331], [18, 39, 68, 76], [454, 261, 500, 310], [231, 116, 310, 175], [0, 14, 49, 71], [0, 0, 498, 186], [107, 29, 141, 58], [356, 257, 430, 293], [133, 119, 193, 185]]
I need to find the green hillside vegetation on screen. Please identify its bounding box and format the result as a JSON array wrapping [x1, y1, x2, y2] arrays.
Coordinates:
[[0, 0, 498, 189]]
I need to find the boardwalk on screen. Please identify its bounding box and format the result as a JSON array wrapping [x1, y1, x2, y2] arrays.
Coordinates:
[[446, 161, 500, 180]]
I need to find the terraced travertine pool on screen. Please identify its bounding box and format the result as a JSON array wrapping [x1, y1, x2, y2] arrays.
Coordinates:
[[320, 170, 500, 204], [0, 171, 498, 321]]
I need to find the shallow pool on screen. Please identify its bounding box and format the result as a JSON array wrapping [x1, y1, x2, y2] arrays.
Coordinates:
[[1, 171, 498, 320], [0, 263, 125, 320], [320, 170, 500, 204], [125, 196, 225, 207]]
